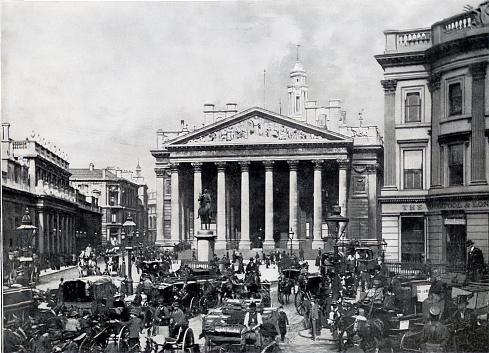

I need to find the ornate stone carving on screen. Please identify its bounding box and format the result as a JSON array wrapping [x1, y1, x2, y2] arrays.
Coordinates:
[[287, 160, 299, 170], [191, 162, 203, 172], [238, 161, 250, 172], [313, 160, 324, 169], [366, 164, 379, 174], [215, 161, 227, 172], [154, 167, 168, 178], [428, 72, 442, 92], [169, 162, 179, 172], [381, 79, 397, 94], [469, 62, 487, 80], [337, 158, 350, 169], [352, 165, 367, 174], [188, 116, 322, 144], [263, 160, 274, 170]]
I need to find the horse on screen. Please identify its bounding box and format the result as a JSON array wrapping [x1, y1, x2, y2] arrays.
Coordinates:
[[198, 194, 212, 230], [278, 277, 293, 304]]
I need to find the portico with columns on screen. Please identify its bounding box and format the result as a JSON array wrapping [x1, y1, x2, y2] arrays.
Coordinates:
[[152, 107, 382, 256]]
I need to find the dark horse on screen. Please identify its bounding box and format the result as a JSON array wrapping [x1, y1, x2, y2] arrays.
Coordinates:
[[198, 193, 211, 230]]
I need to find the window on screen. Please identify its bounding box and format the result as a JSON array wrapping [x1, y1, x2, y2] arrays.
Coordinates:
[[401, 217, 424, 262], [405, 92, 421, 122], [295, 96, 300, 112], [449, 83, 462, 116], [448, 143, 464, 186], [403, 150, 423, 189], [445, 216, 466, 266]]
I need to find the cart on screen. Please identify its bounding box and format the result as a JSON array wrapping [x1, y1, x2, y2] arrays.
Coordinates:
[[202, 299, 279, 353]]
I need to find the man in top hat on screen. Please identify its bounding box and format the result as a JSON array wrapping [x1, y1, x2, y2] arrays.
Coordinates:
[[170, 302, 188, 338], [346, 335, 364, 353], [421, 306, 449, 352], [466, 240, 485, 281], [240, 302, 263, 350]]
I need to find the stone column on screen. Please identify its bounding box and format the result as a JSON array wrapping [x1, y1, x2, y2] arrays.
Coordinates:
[[428, 73, 442, 188], [216, 161, 227, 251], [288, 160, 299, 245], [263, 161, 275, 250], [37, 208, 45, 254], [239, 161, 251, 250], [170, 163, 180, 245], [155, 168, 168, 245], [46, 212, 50, 254], [381, 79, 397, 189], [192, 162, 203, 245], [338, 158, 349, 218], [366, 164, 379, 240], [470, 62, 487, 185], [56, 213, 61, 253], [313, 160, 324, 249]]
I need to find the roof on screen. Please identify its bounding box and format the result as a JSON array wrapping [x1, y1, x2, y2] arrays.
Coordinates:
[[64, 276, 115, 286], [291, 61, 306, 74], [70, 169, 119, 181]]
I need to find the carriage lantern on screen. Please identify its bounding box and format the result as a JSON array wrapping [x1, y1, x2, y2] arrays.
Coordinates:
[[16, 208, 38, 255], [324, 205, 349, 301], [123, 213, 137, 295], [288, 228, 295, 257]]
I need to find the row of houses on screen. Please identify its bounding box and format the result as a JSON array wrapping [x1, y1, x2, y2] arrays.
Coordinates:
[[1, 123, 153, 257]]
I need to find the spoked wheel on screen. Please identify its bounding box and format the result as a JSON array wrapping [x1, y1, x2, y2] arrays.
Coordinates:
[[295, 291, 306, 315], [116, 325, 129, 352], [181, 327, 195, 353]]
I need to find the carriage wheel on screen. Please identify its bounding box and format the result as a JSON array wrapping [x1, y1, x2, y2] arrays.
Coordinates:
[[116, 325, 129, 352], [181, 327, 195, 353], [294, 291, 305, 316]]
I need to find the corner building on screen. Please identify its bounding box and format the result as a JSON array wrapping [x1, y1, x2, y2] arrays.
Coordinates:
[[376, 6, 489, 265], [151, 61, 383, 257]]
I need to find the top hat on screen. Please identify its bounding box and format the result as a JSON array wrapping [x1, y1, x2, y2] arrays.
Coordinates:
[[429, 306, 441, 316], [352, 335, 362, 343], [466, 240, 474, 246]]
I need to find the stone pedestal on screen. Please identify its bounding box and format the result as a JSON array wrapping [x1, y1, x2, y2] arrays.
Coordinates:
[[262, 240, 276, 252], [196, 230, 216, 262]]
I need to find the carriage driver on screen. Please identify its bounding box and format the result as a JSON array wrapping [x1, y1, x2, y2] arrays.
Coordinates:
[[240, 302, 263, 350]]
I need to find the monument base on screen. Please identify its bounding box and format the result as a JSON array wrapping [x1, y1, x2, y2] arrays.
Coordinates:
[[262, 240, 276, 252], [239, 240, 252, 251], [196, 230, 216, 262]]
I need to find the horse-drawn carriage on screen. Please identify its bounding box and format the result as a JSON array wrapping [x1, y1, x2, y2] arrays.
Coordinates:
[[141, 260, 172, 282], [202, 299, 280, 353], [277, 269, 300, 305]]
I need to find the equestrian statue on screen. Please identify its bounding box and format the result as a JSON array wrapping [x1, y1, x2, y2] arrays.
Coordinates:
[[198, 188, 212, 230]]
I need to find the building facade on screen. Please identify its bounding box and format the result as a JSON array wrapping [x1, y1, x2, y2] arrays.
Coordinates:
[[70, 164, 149, 248], [151, 61, 383, 256], [375, 4, 489, 265], [1, 123, 102, 258]]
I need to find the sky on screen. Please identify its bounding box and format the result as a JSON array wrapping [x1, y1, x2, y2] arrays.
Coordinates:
[[1, 0, 472, 190]]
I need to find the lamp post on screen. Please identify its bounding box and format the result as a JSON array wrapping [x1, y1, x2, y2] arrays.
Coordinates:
[[324, 205, 349, 301], [123, 213, 136, 295], [121, 231, 126, 278], [381, 239, 388, 263], [288, 228, 294, 256], [16, 208, 38, 285]]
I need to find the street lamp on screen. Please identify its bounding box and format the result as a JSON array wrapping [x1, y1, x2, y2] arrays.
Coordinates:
[[324, 205, 349, 301], [16, 208, 38, 255], [288, 228, 295, 257], [123, 213, 136, 295], [381, 239, 388, 262]]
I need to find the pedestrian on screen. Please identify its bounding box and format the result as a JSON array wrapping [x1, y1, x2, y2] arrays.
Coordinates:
[[421, 306, 449, 352], [170, 302, 188, 338], [127, 313, 144, 349], [192, 250, 197, 260], [310, 297, 319, 340], [299, 248, 305, 262], [64, 310, 82, 332], [240, 302, 262, 350], [466, 240, 485, 281], [277, 305, 289, 342], [58, 278, 64, 303]]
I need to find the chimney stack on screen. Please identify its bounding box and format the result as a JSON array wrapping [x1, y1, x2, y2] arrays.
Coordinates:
[[89, 163, 94, 171], [2, 123, 10, 141]]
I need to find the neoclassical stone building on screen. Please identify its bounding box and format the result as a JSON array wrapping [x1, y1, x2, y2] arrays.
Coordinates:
[[376, 4, 489, 265], [152, 61, 383, 255]]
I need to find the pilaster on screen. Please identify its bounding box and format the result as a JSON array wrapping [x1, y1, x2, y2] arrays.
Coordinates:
[[263, 160, 275, 250], [470, 62, 487, 185], [239, 161, 251, 250], [428, 72, 442, 189], [381, 79, 398, 190]]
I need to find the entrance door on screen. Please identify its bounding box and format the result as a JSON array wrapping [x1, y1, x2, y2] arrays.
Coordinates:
[[446, 223, 466, 266]]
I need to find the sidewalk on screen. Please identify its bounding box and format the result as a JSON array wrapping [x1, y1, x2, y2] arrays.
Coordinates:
[[39, 265, 77, 278]]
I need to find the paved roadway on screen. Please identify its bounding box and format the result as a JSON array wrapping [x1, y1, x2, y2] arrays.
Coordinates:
[[36, 261, 338, 352]]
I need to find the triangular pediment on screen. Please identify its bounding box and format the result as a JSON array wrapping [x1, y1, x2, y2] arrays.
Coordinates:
[[168, 107, 349, 146]]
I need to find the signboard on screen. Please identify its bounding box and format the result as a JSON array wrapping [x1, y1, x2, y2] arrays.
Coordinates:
[[399, 320, 410, 330], [444, 218, 466, 225], [416, 284, 431, 302]]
